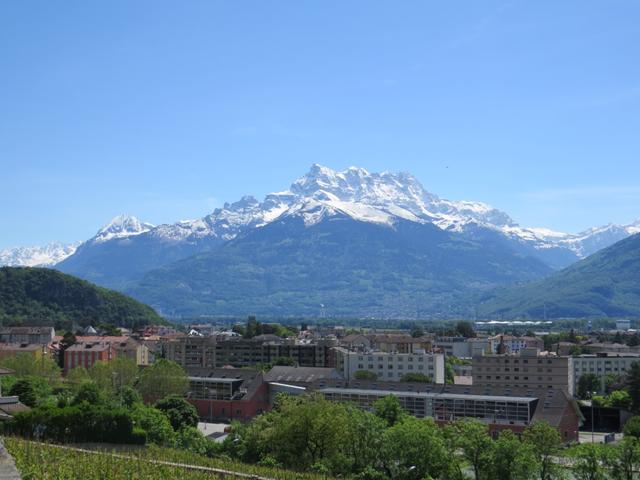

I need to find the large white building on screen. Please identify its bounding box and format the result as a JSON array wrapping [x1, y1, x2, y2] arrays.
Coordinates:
[[334, 347, 445, 383], [573, 353, 640, 394]]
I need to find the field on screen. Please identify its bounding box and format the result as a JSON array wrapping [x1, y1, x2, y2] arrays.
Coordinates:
[[4, 437, 329, 480]]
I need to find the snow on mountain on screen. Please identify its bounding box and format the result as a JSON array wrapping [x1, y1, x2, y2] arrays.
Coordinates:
[[92, 214, 155, 244], [6, 165, 638, 269], [0, 242, 79, 267], [69, 166, 640, 260]]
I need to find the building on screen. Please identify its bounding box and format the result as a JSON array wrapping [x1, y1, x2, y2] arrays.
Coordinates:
[[64, 342, 115, 372], [616, 320, 632, 332], [433, 337, 471, 358], [490, 335, 544, 354], [334, 346, 445, 383], [163, 335, 337, 370], [0, 327, 55, 345], [473, 348, 573, 395], [186, 368, 270, 422], [163, 336, 217, 369], [0, 343, 48, 361], [341, 333, 432, 354], [304, 379, 582, 442], [573, 353, 640, 394], [112, 338, 151, 366]]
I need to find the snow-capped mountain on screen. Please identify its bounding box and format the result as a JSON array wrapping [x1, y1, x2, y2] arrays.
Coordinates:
[[91, 214, 155, 244], [7, 165, 639, 283], [0, 242, 79, 267]]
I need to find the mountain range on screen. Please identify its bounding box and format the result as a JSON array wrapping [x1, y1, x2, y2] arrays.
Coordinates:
[[1, 165, 638, 318]]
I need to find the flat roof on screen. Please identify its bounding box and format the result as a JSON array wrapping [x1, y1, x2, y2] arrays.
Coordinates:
[[318, 387, 535, 403], [189, 377, 244, 383]]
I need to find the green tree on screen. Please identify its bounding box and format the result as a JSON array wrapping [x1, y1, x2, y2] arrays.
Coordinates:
[[240, 394, 353, 473], [607, 390, 632, 409], [343, 406, 387, 474], [89, 358, 139, 396], [131, 405, 175, 446], [72, 381, 105, 406], [136, 359, 189, 400], [175, 426, 210, 455], [623, 416, 640, 438], [8, 378, 38, 407], [522, 422, 563, 480], [373, 395, 407, 427], [487, 429, 536, 480], [118, 385, 142, 407], [381, 417, 451, 480], [626, 362, 640, 412], [452, 419, 492, 480], [455, 321, 475, 338], [606, 436, 640, 480], [65, 366, 90, 395], [572, 444, 608, 480], [1, 353, 60, 383], [578, 373, 601, 399], [354, 370, 378, 380], [154, 395, 199, 431], [399, 373, 432, 383]]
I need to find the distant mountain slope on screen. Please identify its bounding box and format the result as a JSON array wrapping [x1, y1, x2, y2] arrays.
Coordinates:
[[128, 212, 553, 318], [478, 233, 640, 318], [0, 267, 163, 328]]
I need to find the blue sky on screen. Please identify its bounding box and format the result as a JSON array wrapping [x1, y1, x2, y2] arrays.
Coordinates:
[[1, 1, 639, 249]]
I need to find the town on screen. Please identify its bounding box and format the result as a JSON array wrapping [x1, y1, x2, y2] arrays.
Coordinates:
[[1, 317, 640, 478]]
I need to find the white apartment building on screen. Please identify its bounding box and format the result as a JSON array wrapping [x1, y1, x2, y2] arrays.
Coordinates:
[[573, 353, 640, 393], [334, 347, 445, 383]]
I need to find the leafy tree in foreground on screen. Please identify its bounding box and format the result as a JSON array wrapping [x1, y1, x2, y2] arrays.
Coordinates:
[[488, 429, 537, 480], [131, 405, 175, 446], [451, 419, 492, 480], [381, 417, 451, 480], [136, 359, 188, 400], [522, 421, 563, 480], [154, 395, 199, 431], [572, 444, 608, 480], [605, 436, 640, 480]]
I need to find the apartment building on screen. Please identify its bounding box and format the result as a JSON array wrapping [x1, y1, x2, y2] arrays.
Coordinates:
[[473, 348, 573, 395], [490, 335, 544, 354], [0, 326, 55, 345], [64, 342, 116, 372], [163, 336, 217, 369], [334, 346, 445, 383], [573, 353, 640, 393], [341, 333, 432, 353], [163, 335, 337, 370], [433, 336, 471, 357]]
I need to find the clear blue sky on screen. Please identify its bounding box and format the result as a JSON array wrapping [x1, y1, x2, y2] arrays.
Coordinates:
[[1, 1, 639, 249]]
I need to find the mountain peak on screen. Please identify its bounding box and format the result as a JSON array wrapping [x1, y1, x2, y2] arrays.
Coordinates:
[[94, 214, 154, 243]]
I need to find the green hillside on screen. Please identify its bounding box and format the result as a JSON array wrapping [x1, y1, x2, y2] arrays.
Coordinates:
[[478, 233, 640, 318], [129, 214, 552, 318], [0, 266, 163, 329]]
